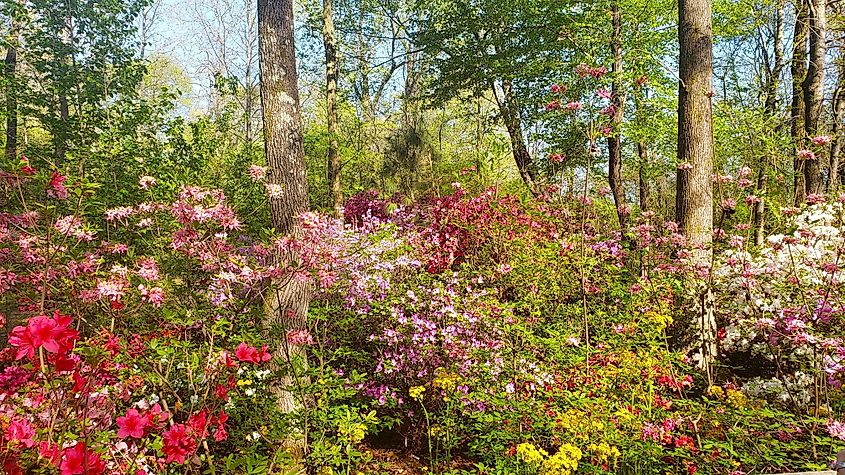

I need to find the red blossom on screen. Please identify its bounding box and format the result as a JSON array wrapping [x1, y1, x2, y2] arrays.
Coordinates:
[[59, 442, 105, 475], [47, 172, 68, 200], [234, 343, 271, 364], [8, 312, 78, 361], [161, 423, 198, 464], [116, 409, 150, 439], [5, 418, 36, 448]]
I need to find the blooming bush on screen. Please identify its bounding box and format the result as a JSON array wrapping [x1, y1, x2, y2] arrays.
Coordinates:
[[4, 151, 845, 475]]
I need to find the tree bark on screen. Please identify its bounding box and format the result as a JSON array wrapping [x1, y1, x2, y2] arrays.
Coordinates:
[[831, 58, 845, 190], [258, 0, 312, 417], [607, 0, 628, 230], [494, 79, 538, 196], [677, 0, 714, 251], [637, 142, 650, 212], [802, 0, 826, 195], [54, 96, 69, 165], [4, 24, 17, 161], [754, 1, 784, 245], [791, 0, 809, 203], [323, 0, 342, 216], [677, 0, 716, 379]]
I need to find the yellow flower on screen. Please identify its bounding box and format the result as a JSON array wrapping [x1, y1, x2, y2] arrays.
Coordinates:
[[587, 442, 620, 463], [725, 388, 747, 408], [541, 444, 582, 475], [644, 311, 673, 330], [432, 368, 460, 391], [516, 442, 548, 466], [409, 385, 426, 401], [707, 385, 724, 398]]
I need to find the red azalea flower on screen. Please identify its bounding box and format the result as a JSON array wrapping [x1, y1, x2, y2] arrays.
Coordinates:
[[258, 344, 272, 362], [20, 155, 35, 175], [219, 350, 238, 368], [5, 418, 36, 448], [214, 384, 229, 401], [71, 371, 88, 393], [162, 423, 198, 464], [9, 312, 78, 360], [212, 410, 229, 439], [117, 409, 150, 439], [39, 441, 61, 465], [145, 403, 169, 430], [59, 442, 105, 475], [187, 410, 209, 438], [234, 342, 258, 363], [47, 171, 68, 199]]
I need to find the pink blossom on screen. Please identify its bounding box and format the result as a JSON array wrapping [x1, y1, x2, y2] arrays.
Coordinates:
[[797, 149, 816, 160], [806, 193, 826, 205], [828, 420, 845, 440], [105, 206, 134, 222], [138, 285, 165, 307], [266, 183, 284, 199], [138, 176, 157, 190], [286, 329, 314, 345], [811, 135, 831, 146], [136, 258, 160, 281]]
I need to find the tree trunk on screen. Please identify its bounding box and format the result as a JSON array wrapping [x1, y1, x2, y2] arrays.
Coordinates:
[[323, 0, 342, 216], [607, 0, 628, 229], [4, 25, 17, 161], [677, 0, 716, 379], [831, 82, 845, 190], [791, 0, 809, 203], [494, 79, 538, 196], [754, 0, 784, 245], [830, 30, 845, 191], [677, 0, 714, 251], [638, 142, 650, 212], [258, 0, 312, 419], [54, 96, 69, 165], [802, 0, 826, 195]]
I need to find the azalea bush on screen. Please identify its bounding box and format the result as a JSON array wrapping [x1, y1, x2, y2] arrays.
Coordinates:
[[4, 151, 845, 475]]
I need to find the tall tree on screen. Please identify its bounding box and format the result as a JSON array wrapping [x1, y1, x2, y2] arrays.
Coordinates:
[[413, 0, 566, 196], [676, 0, 716, 377], [607, 0, 627, 229], [258, 0, 311, 413], [754, 0, 785, 246], [323, 0, 342, 216], [791, 0, 809, 202], [802, 0, 825, 194], [493, 77, 539, 195], [830, 32, 845, 190]]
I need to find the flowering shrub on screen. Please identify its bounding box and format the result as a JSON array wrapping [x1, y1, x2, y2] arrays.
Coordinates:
[[4, 150, 845, 475], [0, 157, 376, 473]]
